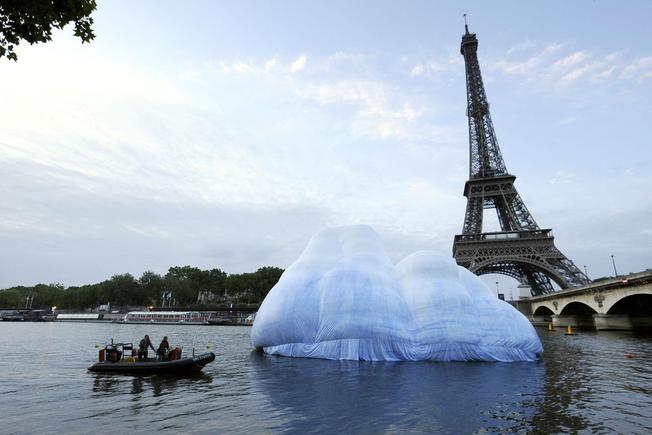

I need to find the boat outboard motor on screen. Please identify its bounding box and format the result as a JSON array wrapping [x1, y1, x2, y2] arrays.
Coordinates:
[[105, 345, 122, 362]]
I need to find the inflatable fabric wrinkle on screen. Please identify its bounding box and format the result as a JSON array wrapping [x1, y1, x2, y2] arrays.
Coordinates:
[[251, 225, 543, 362]]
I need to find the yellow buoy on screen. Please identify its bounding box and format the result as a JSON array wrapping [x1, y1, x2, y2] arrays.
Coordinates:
[[547, 323, 554, 332], [95, 343, 100, 348], [206, 344, 212, 349], [565, 324, 575, 335]]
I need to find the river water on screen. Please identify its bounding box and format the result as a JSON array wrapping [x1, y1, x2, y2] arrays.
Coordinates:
[[0, 322, 650, 434]]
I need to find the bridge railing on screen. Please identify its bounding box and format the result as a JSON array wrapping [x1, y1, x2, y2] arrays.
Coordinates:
[[529, 269, 652, 300]]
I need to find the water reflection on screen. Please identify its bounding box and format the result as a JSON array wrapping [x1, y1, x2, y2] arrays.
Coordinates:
[[91, 372, 213, 398], [515, 331, 593, 433], [247, 329, 652, 434], [249, 351, 547, 433]]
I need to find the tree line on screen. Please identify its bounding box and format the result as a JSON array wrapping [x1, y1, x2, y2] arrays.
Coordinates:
[[0, 266, 284, 310]]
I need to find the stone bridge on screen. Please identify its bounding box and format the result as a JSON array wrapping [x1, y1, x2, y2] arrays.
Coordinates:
[[528, 269, 652, 330]]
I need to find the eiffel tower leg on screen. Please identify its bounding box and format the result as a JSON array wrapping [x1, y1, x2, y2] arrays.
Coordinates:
[[494, 191, 538, 232], [547, 258, 590, 288], [524, 270, 555, 295], [462, 197, 483, 234], [506, 193, 538, 231], [495, 197, 516, 231]]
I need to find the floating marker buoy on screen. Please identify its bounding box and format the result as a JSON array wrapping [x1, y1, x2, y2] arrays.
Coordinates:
[[626, 352, 634, 359], [565, 325, 575, 336], [95, 343, 100, 348], [206, 344, 212, 349], [547, 323, 554, 332]]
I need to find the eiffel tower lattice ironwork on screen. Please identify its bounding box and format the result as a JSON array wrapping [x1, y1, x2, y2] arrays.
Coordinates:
[[452, 23, 590, 295]]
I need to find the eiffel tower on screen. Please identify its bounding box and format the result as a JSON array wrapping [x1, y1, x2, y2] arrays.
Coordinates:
[[452, 22, 590, 295]]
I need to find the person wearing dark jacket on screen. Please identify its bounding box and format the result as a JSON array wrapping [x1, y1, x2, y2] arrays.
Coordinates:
[[138, 334, 155, 360], [157, 336, 170, 360]]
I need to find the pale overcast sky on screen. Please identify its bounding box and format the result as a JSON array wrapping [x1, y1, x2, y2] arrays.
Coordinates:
[[1, 1, 651, 290]]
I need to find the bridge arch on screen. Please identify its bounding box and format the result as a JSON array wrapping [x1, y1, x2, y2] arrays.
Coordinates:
[[533, 305, 555, 316], [605, 293, 652, 316], [557, 301, 598, 329], [602, 288, 652, 313], [559, 301, 598, 316]]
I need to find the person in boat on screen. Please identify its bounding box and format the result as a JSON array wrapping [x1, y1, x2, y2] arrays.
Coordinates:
[[138, 334, 156, 360], [157, 336, 170, 361]]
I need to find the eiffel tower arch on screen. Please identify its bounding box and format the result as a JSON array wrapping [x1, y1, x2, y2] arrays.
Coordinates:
[[452, 24, 590, 296]]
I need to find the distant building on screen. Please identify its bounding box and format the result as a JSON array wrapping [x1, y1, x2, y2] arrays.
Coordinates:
[[197, 290, 217, 304]]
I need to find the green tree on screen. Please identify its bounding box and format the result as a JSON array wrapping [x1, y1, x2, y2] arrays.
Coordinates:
[[207, 268, 227, 294], [31, 283, 65, 307], [0, 0, 96, 61], [165, 266, 208, 305], [139, 270, 164, 305], [103, 273, 140, 307], [0, 286, 22, 308], [1, 264, 285, 309], [0, 283, 66, 309], [163, 273, 193, 306], [70, 283, 103, 309], [252, 266, 284, 301]]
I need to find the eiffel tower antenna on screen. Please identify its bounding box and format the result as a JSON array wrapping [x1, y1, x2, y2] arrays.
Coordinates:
[[452, 27, 590, 295]]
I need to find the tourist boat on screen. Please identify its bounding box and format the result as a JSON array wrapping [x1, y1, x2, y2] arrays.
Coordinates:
[[121, 311, 210, 325], [87, 342, 215, 374], [207, 311, 256, 326], [1, 310, 25, 321]]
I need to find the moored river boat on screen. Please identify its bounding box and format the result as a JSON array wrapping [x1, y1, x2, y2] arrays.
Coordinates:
[[1, 310, 25, 321], [121, 311, 211, 325]]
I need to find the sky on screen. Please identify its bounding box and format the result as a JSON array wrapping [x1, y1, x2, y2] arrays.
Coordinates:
[[1, 1, 651, 293]]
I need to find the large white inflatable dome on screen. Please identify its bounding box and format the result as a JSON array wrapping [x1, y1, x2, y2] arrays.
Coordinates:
[[251, 225, 543, 362]]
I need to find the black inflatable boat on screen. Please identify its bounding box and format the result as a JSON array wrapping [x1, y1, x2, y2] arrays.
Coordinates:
[[88, 342, 215, 374]]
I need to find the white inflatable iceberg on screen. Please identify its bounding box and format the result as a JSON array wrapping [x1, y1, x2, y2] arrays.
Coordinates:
[[251, 225, 543, 362]]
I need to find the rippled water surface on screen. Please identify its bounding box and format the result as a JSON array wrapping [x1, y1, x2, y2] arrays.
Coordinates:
[[1, 322, 651, 434]]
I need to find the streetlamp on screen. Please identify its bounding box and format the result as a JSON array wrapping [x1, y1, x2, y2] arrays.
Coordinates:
[[495, 281, 499, 295], [583, 265, 589, 279], [611, 254, 618, 277]]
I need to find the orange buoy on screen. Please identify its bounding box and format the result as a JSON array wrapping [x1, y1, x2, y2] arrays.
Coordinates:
[[626, 352, 634, 359], [565, 324, 575, 336]]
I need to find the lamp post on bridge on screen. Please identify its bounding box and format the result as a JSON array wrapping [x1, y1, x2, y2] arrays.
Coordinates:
[[584, 265, 589, 279], [611, 254, 619, 277]]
